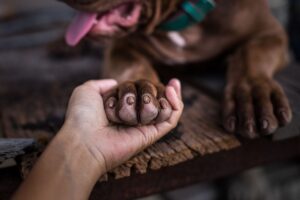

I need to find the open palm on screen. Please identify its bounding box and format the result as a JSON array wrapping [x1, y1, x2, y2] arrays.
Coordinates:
[[64, 79, 183, 171]]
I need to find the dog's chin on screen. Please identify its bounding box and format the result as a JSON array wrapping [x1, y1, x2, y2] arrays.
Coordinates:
[[65, 1, 142, 46]]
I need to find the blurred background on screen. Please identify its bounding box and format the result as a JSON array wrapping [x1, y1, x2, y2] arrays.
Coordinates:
[[0, 0, 300, 200]]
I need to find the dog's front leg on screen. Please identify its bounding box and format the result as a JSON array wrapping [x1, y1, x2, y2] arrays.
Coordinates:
[[222, 28, 292, 138], [102, 41, 174, 126]]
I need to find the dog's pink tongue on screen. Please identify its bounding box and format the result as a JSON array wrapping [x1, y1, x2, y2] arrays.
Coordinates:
[[65, 12, 97, 46]]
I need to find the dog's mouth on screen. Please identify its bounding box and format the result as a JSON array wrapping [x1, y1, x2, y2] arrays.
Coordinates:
[[65, 1, 142, 46]]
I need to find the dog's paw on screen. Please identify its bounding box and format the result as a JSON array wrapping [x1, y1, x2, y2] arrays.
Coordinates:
[[222, 77, 292, 138], [104, 80, 172, 126]]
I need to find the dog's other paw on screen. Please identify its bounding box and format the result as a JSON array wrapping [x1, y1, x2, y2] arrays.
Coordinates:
[[104, 80, 172, 126], [222, 77, 292, 138]]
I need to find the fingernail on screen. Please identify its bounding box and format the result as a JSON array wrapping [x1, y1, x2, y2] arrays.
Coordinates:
[[143, 94, 151, 104], [279, 110, 288, 122], [127, 96, 135, 105]]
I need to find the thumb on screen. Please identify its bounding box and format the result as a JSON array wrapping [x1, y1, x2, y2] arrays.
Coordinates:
[[168, 78, 182, 100]]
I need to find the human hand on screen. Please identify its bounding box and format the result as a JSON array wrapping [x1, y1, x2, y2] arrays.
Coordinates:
[[62, 79, 183, 175]]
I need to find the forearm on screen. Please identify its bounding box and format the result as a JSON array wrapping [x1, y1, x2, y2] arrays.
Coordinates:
[[13, 126, 105, 200]]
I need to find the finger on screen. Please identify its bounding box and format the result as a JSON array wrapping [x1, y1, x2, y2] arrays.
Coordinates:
[[156, 98, 172, 123], [137, 110, 182, 147], [155, 107, 183, 137], [84, 79, 118, 94], [155, 87, 184, 135], [168, 78, 182, 100], [165, 86, 184, 125], [136, 89, 183, 147], [165, 86, 182, 111]]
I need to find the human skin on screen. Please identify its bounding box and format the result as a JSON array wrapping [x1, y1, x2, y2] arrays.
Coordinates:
[[12, 79, 183, 200]]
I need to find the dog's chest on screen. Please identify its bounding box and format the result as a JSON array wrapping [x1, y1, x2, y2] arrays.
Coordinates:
[[146, 25, 215, 64], [167, 26, 203, 48]]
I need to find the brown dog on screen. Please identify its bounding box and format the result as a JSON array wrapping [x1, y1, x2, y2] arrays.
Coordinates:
[[61, 0, 292, 138]]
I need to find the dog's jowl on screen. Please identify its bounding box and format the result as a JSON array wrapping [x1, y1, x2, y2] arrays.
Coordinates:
[[62, 0, 292, 138]]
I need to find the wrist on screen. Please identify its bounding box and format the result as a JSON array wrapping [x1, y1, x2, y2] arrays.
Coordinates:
[[13, 124, 107, 200], [54, 125, 107, 182]]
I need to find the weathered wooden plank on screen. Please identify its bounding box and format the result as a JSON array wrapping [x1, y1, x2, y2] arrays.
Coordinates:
[[0, 44, 300, 200], [1, 43, 299, 189], [2, 133, 300, 200], [0, 45, 240, 179], [0, 80, 240, 180], [0, 139, 38, 167]]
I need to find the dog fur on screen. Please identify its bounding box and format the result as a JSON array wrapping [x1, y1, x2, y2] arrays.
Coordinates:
[[62, 0, 292, 138]]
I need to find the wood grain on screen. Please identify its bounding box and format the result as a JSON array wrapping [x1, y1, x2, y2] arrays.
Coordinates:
[[0, 41, 300, 200], [0, 46, 240, 181]]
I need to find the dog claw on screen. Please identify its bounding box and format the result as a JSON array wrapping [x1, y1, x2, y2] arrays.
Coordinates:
[[142, 94, 151, 104], [240, 121, 257, 138], [126, 96, 135, 105], [225, 117, 236, 133], [260, 118, 278, 135], [107, 97, 116, 108], [261, 119, 269, 130], [223, 77, 292, 138], [160, 99, 168, 109], [229, 118, 236, 132], [156, 98, 172, 122], [278, 110, 290, 125], [246, 123, 254, 133]]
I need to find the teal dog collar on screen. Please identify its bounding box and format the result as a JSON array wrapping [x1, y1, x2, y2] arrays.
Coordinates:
[[159, 0, 216, 31]]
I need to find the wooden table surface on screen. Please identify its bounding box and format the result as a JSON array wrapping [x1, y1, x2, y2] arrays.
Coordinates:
[[0, 42, 300, 200]]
